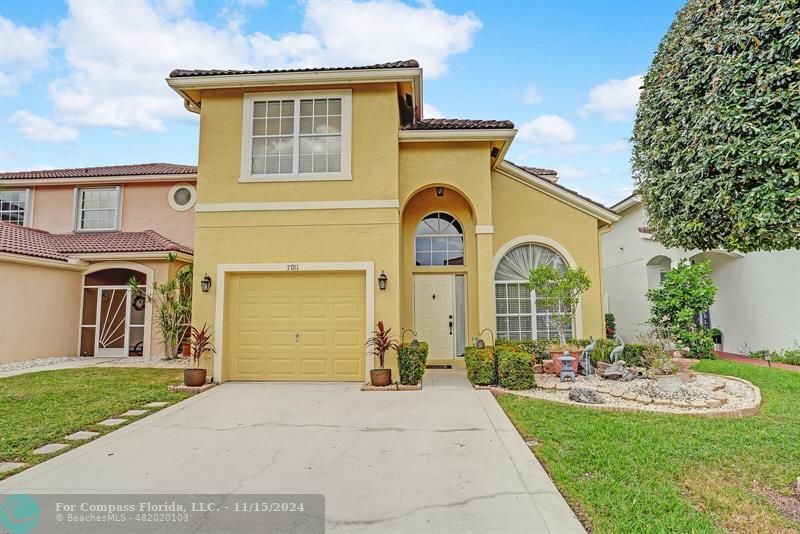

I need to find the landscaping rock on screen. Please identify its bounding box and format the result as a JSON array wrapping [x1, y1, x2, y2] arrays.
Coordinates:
[[145, 401, 169, 408], [0, 462, 26, 474], [533, 364, 544, 374], [711, 381, 725, 391], [65, 431, 99, 441], [608, 389, 624, 398], [690, 400, 707, 408], [555, 383, 572, 391], [568, 387, 605, 404], [622, 392, 638, 401], [538, 382, 556, 391], [596, 361, 611, 372], [168, 383, 216, 394], [710, 392, 728, 405], [33, 443, 68, 455], [543, 360, 555, 374], [602, 361, 634, 381], [595, 385, 611, 394], [672, 400, 691, 408], [121, 409, 149, 417], [654, 398, 671, 406], [636, 395, 653, 405], [706, 399, 722, 408], [98, 418, 127, 427]]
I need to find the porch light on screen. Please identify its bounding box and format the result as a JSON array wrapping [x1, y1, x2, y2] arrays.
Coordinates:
[[200, 273, 212, 293], [378, 270, 388, 291], [435, 186, 445, 197], [402, 328, 419, 350], [765, 351, 772, 367]]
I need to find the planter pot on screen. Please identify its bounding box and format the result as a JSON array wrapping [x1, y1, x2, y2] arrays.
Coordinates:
[[184, 368, 207, 387], [549, 349, 578, 375], [370, 368, 392, 387], [654, 374, 681, 393]]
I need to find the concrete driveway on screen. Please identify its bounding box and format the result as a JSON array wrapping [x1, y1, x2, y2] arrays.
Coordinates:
[[0, 369, 584, 533]]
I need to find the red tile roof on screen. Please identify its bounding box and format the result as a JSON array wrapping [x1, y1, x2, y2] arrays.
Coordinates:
[[506, 162, 614, 213], [0, 163, 197, 181], [169, 60, 420, 78], [518, 166, 557, 177], [402, 118, 515, 130], [0, 223, 193, 262]]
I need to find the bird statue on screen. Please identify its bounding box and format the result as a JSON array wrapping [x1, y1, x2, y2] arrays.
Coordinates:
[[580, 336, 596, 376], [609, 333, 625, 363]]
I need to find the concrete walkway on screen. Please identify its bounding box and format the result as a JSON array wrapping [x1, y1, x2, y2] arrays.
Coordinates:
[[0, 369, 584, 534]]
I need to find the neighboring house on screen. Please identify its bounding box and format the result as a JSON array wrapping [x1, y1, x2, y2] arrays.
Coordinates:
[[0, 163, 197, 364], [166, 59, 619, 383], [602, 194, 800, 354]]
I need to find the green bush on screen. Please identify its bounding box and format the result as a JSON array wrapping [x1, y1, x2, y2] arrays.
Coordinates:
[[621, 344, 648, 367], [496, 338, 550, 363], [397, 342, 429, 385], [780, 350, 800, 366], [593, 338, 617, 363], [465, 346, 495, 385], [567, 338, 593, 349], [750, 348, 800, 366], [605, 313, 616, 338], [497, 348, 536, 390]]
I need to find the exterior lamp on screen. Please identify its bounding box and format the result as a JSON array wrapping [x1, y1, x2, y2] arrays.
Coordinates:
[[200, 273, 212, 293], [378, 270, 388, 291], [402, 328, 419, 350], [435, 186, 445, 197], [765, 351, 772, 367]]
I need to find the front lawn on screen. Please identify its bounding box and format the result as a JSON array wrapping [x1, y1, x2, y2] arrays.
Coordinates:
[[0, 367, 191, 478], [498, 360, 800, 533]]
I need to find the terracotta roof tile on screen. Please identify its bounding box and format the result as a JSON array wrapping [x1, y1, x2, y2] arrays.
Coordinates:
[[518, 166, 557, 176], [0, 223, 193, 262], [169, 60, 419, 78], [506, 161, 614, 213], [0, 163, 197, 181], [401, 118, 515, 130]]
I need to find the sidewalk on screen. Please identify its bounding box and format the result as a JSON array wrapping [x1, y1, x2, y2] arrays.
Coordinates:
[[715, 351, 800, 373]]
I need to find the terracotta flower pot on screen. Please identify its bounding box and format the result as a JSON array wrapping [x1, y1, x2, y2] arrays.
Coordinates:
[[370, 368, 392, 386], [184, 368, 207, 387]]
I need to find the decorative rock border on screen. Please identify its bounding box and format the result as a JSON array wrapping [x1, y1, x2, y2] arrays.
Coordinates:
[[493, 373, 762, 418], [361, 383, 422, 391], [168, 383, 217, 394]]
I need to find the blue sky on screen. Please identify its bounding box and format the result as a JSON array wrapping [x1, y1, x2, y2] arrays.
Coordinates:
[[0, 0, 684, 205]]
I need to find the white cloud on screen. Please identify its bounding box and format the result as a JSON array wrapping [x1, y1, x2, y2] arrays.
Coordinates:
[[9, 111, 79, 142], [522, 84, 541, 105], [0, 17, 54, 96], [555, 165, 589, 179], [580, 74, 643, 121], [43, 0, 480, 131], [518, 114, 576, 145], [423, 103, 444, 118]]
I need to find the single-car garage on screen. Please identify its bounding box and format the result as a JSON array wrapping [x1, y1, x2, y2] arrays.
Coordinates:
[[224, 271, 366, 381]]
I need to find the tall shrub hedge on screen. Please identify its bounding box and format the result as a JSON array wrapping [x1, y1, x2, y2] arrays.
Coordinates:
[[397, 342, 429, 385], [464, 346, 494, 386], [497, 348, 536, 390]]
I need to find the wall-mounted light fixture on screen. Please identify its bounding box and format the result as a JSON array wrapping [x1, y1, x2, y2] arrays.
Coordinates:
[[378, 270, 388, 291], [401, 328, 419, 350], [435, 186, 445, 197], [200, 273, 212, 293]]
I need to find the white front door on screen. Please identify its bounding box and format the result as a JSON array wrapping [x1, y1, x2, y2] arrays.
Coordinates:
[[414, 274, 455, 360], [95, 287, 130, 357]]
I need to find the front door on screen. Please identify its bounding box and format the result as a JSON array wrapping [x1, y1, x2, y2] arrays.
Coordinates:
[[95, 287, 129, 357], [414, 274, 455, 360]]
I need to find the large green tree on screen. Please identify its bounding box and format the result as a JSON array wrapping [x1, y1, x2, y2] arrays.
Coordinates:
[[632, 0, 800, 252]]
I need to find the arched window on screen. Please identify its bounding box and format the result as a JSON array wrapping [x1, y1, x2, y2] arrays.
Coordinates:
[[415, 212, 464, 266], [494, 243, 572, 341]]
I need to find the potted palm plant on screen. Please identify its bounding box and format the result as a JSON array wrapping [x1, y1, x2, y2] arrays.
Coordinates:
[[185, 323, 215, 387], [366, 321, 398, 386]]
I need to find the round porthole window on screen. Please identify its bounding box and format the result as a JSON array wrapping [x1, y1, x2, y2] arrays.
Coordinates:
[[168, 183, 196, 211]]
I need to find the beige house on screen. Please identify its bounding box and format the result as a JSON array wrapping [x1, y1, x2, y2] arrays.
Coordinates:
[[166, 59, 619, 383], [0, 164, 196, 364]]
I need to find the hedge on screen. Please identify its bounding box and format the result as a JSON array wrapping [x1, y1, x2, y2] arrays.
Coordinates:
[[621, 344, 648, 367], [497, 348, 536, 390], [496, 338, 550, 363], [464, 346, 494, 385], [398, 342, 429, 385]]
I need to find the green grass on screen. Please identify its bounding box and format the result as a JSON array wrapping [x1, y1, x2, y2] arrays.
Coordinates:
[[0, 367, 191, 479], [498, 360, 800, 533]]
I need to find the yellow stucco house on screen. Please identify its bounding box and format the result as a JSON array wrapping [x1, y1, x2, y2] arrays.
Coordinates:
[[167, 59, 618, 383]]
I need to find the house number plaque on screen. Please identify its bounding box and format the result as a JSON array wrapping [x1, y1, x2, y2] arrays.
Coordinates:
[[287, 264, 300, 271]]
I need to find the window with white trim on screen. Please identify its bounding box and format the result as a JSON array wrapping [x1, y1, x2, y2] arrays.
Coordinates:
[[242, 90, 351, 181], [76, 187, 120, 231], [0, 189, 30, 225], [494, 243, 573, 341], [414, 212, 464, 266]]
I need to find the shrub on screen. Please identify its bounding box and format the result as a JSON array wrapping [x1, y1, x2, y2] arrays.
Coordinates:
[[749, 348, 800, 366], [621, 344, 648, 367], [567, 338, 593, 349], [592, 338, 617, 363], [528, 265, 591, 346], [465, 346, 495, 386], [497, 348, 535, 390], [397, 342, 429, 385], [780, 350, 800, 366], [496, 339, 550, 363], [605, 313, 616, 339]]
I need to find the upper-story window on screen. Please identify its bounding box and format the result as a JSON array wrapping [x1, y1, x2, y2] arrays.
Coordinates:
[[241, 90, 352, 182], [75, 187, 121, 232], [0, 189, 30, 226], [415, 212, 464, 266]]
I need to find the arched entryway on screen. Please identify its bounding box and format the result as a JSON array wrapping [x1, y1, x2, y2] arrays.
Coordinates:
[[79, 262, 153, 358]]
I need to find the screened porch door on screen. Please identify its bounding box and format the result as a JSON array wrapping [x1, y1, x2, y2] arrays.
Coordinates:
[[95, 287, 130, 357]]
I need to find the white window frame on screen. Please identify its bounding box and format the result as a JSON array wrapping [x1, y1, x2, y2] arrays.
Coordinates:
[[74, 186, 122, 232], [414, 211, 465, 267], [168, 182, 197, 211], [495, 280, 574, 342], [240, 89, 353, 183], [0, 188, 32, 226]]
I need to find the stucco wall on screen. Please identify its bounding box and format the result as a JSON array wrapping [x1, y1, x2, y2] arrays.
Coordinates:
[[0, 260, 84, 363], [602, 202, 800, 352], [491, 171, 606, 340]]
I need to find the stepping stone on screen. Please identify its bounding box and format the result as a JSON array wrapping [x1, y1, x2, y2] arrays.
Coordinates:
[[145, 401, 169, 408], [32, 443, 68, 455], [537, 382, 556, 390], [65, 431, 99, 441], [654, 398, 671, 406], [0, 462, 26, 474], [711, 381, 725, 391], [690, 400, 707, 408], [636, 395, 653, 405], [555, 383, 572, 391], [121, 409, 149, 417], [706, 399, 723, 408], [710, 392, 728, 405], [672, 400, 691, 408], [98, 418, 126, 427], [621, 392, 638, 401], [595, 386, 611, 394], [608, 390, 624, 398]]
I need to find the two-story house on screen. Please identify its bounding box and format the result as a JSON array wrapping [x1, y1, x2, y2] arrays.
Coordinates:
[[166, 60, 618, 383], [0, 163, 196, 363]]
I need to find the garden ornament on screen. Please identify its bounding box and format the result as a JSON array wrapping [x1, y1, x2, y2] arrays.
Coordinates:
[[580, 336, 596, 376], [559, 352, 576, 383], [609, 333, 625, 363]]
